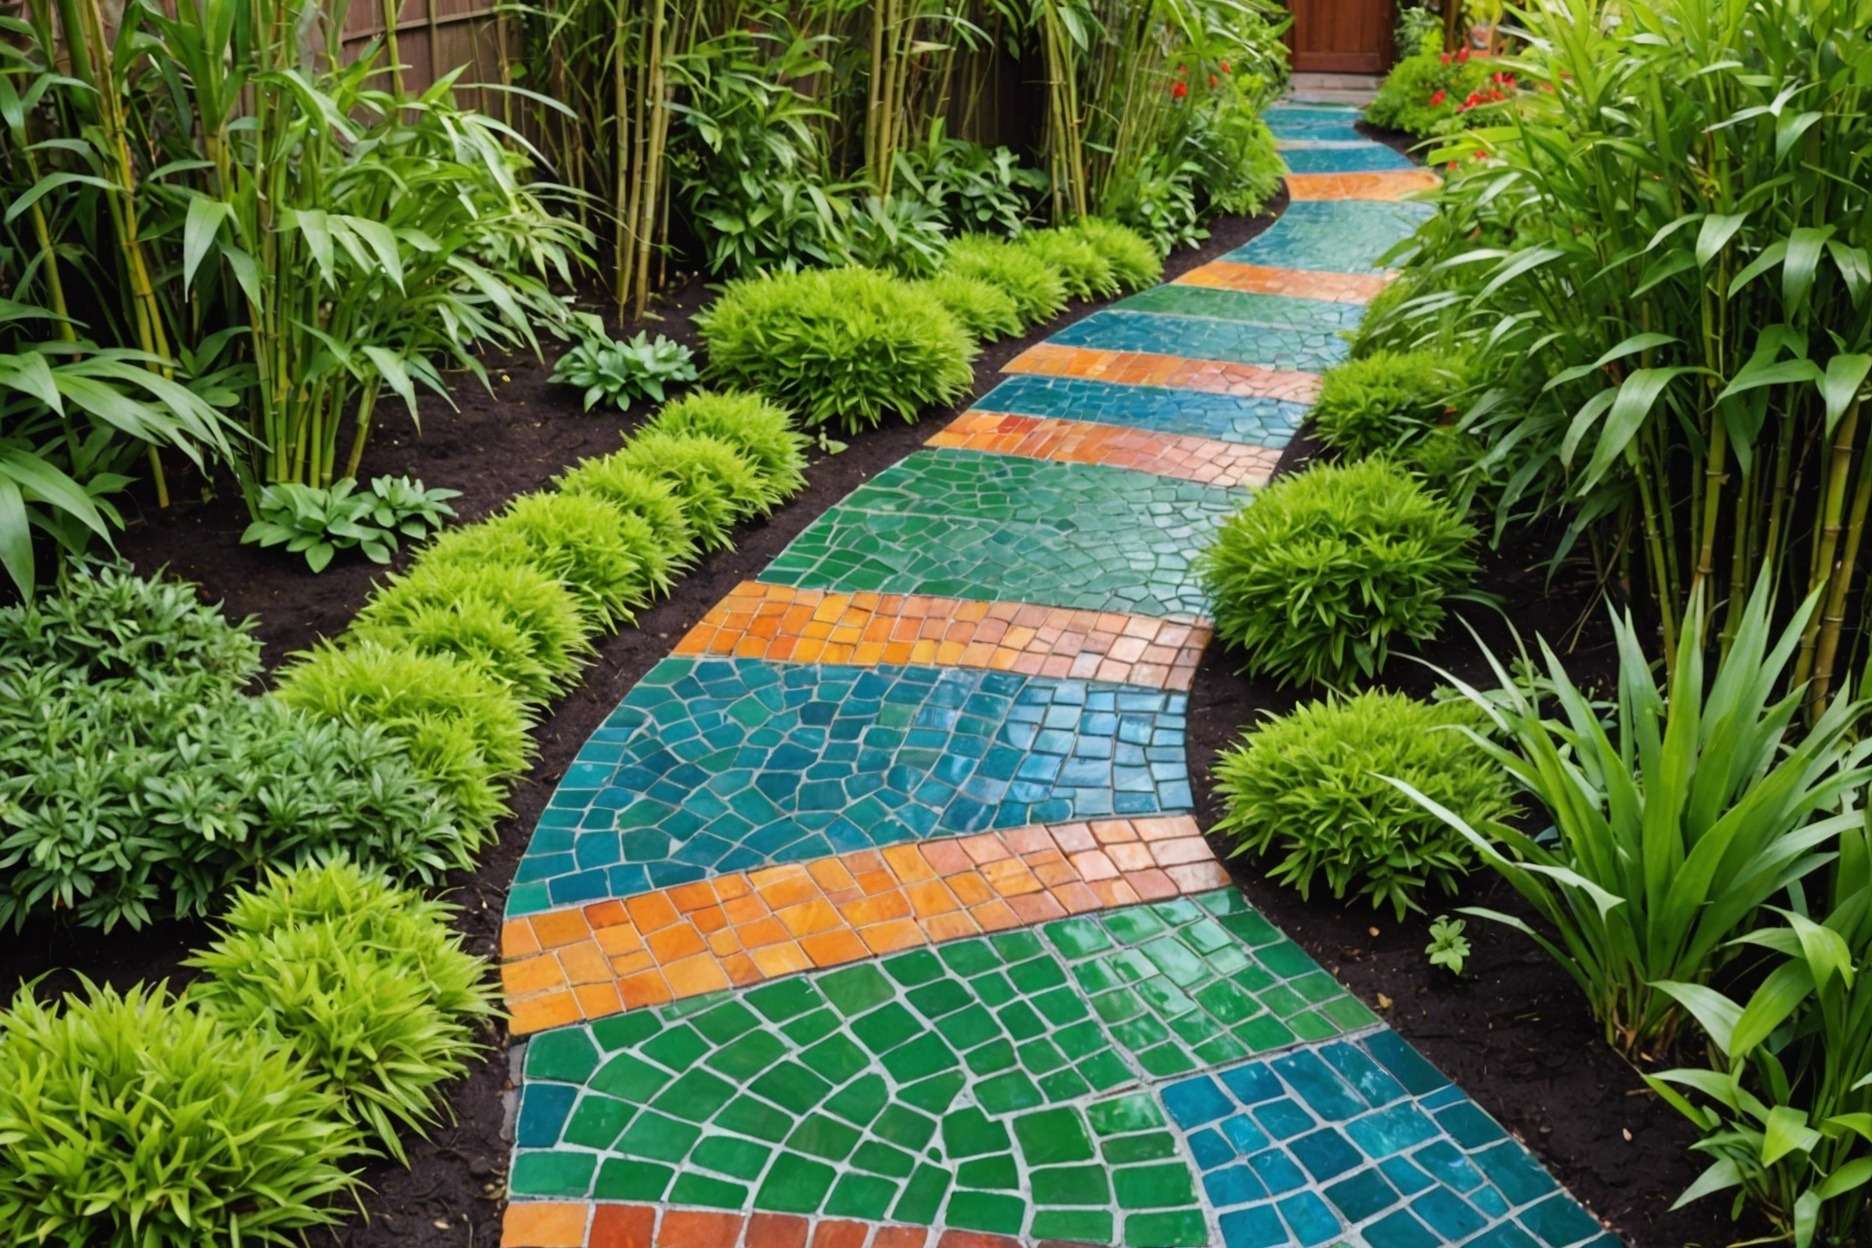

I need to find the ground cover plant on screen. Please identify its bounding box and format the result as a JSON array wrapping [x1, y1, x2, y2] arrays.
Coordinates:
[[942, 234, 1072, 328], [549, 326, 699, 412], [1200, 458, 1480, 688], [919, 273, 1027, 342], [1214, 691, 1517, 918], [642, 391, 811, 507], [242, 476, 460, 572]]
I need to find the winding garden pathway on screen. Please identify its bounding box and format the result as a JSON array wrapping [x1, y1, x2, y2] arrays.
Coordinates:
[[495, 107, 1616, 1248]]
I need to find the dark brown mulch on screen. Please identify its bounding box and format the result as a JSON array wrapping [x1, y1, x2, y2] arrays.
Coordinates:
[[4, 195, 1745, 1247]]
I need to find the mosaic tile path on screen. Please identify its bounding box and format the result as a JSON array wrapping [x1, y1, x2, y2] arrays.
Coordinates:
[[500, 106, 1615, 1247]]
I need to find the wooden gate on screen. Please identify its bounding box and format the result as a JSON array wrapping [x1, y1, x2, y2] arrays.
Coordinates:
[[1288, 0, 1394, 74]]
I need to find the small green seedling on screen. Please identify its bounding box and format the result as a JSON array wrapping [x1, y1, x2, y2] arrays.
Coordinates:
[[1425, 914, 1471, 976]]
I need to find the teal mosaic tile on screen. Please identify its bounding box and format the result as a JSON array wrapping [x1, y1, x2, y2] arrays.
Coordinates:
[[510, 890, 1377, 1242], [1264, 105, 1367, 143], [1222, 201, 1433, 273], [1115, 284, 1366, 334], [1047, 309, 1348, 373], [758, 450, 1246, 618], [1282, 143, 1418, 173], [1164, 1032, 1615, 1247], [973, 375, 1306, 447], [507, 658, 1191, 916]]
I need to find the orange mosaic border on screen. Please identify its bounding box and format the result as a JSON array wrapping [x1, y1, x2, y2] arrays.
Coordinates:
[[1002, 342, 1322, 404], [1285, 170, 1441, 202], [927, 410, 1279, 489], [501, 816, 1227, 1035], [674, 583, 1211, 691], [1173, 260, 1391, 304], [502, 1201, 1029, 1248]]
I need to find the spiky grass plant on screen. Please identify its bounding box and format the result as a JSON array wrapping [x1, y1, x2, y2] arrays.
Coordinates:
[[644, 390, 810, 505]]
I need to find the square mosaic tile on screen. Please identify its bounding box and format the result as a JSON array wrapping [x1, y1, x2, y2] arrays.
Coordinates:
[[1114, 284, 1366, 333], [926, 412, 1281, 489], [1002, 343, 1323, 406], [506, 657, 1193, 917], [1046, 309, 1349, 374], [1174, 262, 1393, 305], [758, 449, 1247, 619], [971, 375, 1306, 447], [1162, 1033, 1617, 1248], [1222, 201, 1434, 273], [509, 890, 1377, 1244]]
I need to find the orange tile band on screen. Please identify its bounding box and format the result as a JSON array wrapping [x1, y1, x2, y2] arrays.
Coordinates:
[[927, 410, 1280, 489], [500, 816, 1228, 1035], [501, 1201, 1025, 1248], [673, 582, 1211, 691], [1173, 260, 1392, 304], [1284, 170, 1442, 202], [1002, 342, 1322, 405]]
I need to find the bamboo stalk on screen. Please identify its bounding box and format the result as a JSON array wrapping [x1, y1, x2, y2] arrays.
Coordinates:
[[1808, 417, 1869, 714], [1795, 402, 1861, 698]]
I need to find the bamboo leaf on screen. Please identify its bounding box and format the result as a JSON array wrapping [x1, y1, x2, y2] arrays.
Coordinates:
[[1818, 354, 1871, 434], [1580, 367, 1695, 487], [182, 196, 230, 295], [0, 477, 32, 599], [1695, 213, 1746, 266], [1783, 226, 1834, 310]]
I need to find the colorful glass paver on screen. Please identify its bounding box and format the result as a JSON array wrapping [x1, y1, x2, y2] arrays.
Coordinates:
[[1278, 142, 1416, 173], [971, 375, 1305, 447], [499, 109, 1618, 1248], [758, 450, 1247, 618]]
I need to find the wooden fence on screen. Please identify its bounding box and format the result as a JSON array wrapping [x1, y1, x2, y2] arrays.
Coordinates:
[[338, 0, 509, 109]]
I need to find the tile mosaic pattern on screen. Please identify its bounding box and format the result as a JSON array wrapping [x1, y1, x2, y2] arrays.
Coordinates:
[[1162, 1034, 1616, 1247], [1223, 201, 1434, 273], [1004, 342, 1322, 405], [508, 892, 1378, 1241], [758, 450, 1247, 618], [502, 118, 1618, 1248], [927, 412, 1280, 489], [674, 583, 1211, 690], [501, 817, 1230, 1034], [1286, 170, 1443, 202], [1115, 284, 1366, 332], [1044, 309, 1349, 374], [508, 658, 1192, 918], [1174, 260, 1394, 304], [970, 375, 1306, 447]]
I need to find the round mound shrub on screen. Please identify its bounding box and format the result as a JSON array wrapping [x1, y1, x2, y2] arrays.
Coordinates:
[[919, 272, 1024, 341], [604, 429, 771, 552], [188, 862, 494, 1160], [697, 265, 977, 434], [942, 234, 1069, 328], [550, 457, 696, 569], [1313, 351, 1466, 460], [0, 980, 357, 1245], [645, 389, 809, 505], [1018, 228, 1120, 299], [1200, 458, 1478, 687], [1213, 691, 1517, 917], [419, 491, 658, 624], [1070, 218, 1162, 291]]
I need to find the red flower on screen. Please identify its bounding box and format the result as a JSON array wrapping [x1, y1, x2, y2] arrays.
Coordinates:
[[1440, 52, 1451, 63], [1209, 74, 1218, 87], [1472, 149, 1487, 161], [1171, 80, 1188, 99], [1463, 91, 1482, 107], [1456, 46, 1470, 62], [1220, 59, 1232, 73], [1429, 89, 1447, 106]]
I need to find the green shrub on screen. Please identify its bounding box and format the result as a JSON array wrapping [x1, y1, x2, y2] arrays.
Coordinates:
[[0, 981, 357, 1245], [1200, 459, 1478, 687], [697, 266, 977, 434], [275, 640, 531, 832], [942, 234, 1070, 327], [918, 272, 1024, 341], [1213, 692, 1515, 917], [352, 560, 594, 705], [188, 862, 494, 1161], [549, 457, 697, 571], [601, 429, 771, 552], [1191, 109, 1284, 217], [644, 389, 809, 506], [419, 491, 659, 624], [1018, 228, 1120, 299], [1069, 218, 1163, 292], [1365, 42, 1497, 137], [1313, 351, 1465, 460]]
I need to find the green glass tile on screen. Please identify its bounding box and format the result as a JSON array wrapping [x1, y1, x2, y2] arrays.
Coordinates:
[[1259, 984, 1307, 1017], [781, 1007, 842, 1047], [1105, 908, 1168, 943], [1194, 1033, 1249, 1066], [939, 1004, 1001, 1050], [1294, 969, 1345, 1003], [668, 1172, 747, 1209], [970, 970, 1017, 1007], [998, 999, 1046, 1040], [937, 939, 1001, 976], [1081, 1050, 1136, 1091], [755, 1152, 838, 1214], [638, 1025, 708, 1072], [853, 1138, 917, 1178], [1114, 1161, 1198, 1209], [801, 1033, 870, 1084], [616, 1110, 698, 1163], [892, 1164, 952, 1224], [510, 1151, 595, 1197], [1032, 1163, 1111, 1205], [563, 1095, 632, 1149], [1291, 1009, 1342, 1043], [945, 1191, 1026, 1236], [526, 1030, 599, 1083], [1015, 1107, 1095, 1165], [826, 1072, 888, 1126], [1235, 1014, 1296, 1051], [591, 1158, 671, 1201], [1139, 1042, 1198, 1077], [1008, 955, 1068, 993], [885, 948, 946, 986], [588, 1010, 661, 1050], [826, 1172, 899, 1220], [717, 1094, 792, 1142], [873, 1103, 938, 1151], [882, 1033, 959, 1083], [650, 1068, 735, 1121], [1195, 980, 1259, 1024], [957, 1154, 1019, 1189], [1124, 1210, 1210, 1247], [976, 1070, 1044, 1114], [692, 1000, 760, 1044], [787, 1113, 862, 1162], [692, 1135, 771, 1180], [752, 1061, 833, 1114], [1040, 1067, 1092, 1100], [1034, 1210, 1115, 1242], [1018, 1037, 1068, 1075], [1090, 1093, 1165, 1135], [1047, 917, 1114, 958], [909, 978, 973, 1019], [1055, 1019, 1109, 1060], [709, 1029, 787, 1080], [943, 1107, 1012, 1158], [1324, 995, 1381, 1029], [1260, 940, 1319, 977], [1102, 1131, 1179, 1164], [820, 963, 895, 1016], [1032, 985, 1091, 1026], [966, 1038, 1018, 1076], [745, 977, 820, 1022], [852, 1002, 921, 1053], [589, 1053, 668, 1101], [900, 1069, 965, 1114]]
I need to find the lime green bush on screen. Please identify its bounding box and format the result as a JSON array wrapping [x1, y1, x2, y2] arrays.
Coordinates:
[[0, 981, 358, 1245], [697, 266, 976, 434], [187, 861, 494, 1161], [550, 457, 697, 569], [943, 234, 1070, 327], [1070, 218, 1163, 291], [1019, 228, 1120, 299], [1314, 351, 1464, 460], [420, 492, 660, 625], [601, 429, 772, 551], [919, 272, 1025, 341], [1200, 459, 1478, 687], [644, 389, 809, 505], [1214, 692, 1515, 917]]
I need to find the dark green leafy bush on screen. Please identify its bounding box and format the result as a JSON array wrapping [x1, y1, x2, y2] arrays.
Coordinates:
[[896, 135, 1046, 236], [919, 272, 1025, 342], [1070, 218, 1163, 292], [0, 981, 357, 1245], [418, 492, 659, 625], [187, 861, 494, 1161], [600, 429, 772, 552], [549, 326, 698, 412], [697, 266, 976, 433], [1019, 228, 1120, 299], [644, 389, 809, 505], [242, 476, 459, 572], [1189, 108, 1284, 217], [275, 640, 532, 834], [1213, 692, 1515, 917], [351, 560, 594, 705], [831, 194, 950, 278], [1200, 459, 1478, 687], [1365, 40, 1498, 138], [942, 234, 1069, 327]]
